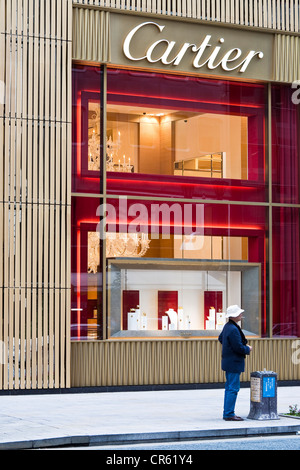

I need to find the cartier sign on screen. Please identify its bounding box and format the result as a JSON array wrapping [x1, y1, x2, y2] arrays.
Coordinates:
[[123, 21, 264, 73], [110, 13, 273, 81]]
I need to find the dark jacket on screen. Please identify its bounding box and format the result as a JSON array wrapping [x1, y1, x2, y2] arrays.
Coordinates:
[[218, 320, 251, 373]]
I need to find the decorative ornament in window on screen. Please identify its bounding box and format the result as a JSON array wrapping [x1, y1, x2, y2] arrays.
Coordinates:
[[106, 233, 150, 258], [88, 129, 101, 171], [106, 134, 134, 173], [88, 101, 134, 173], [88, 231, 151, 273], [88, 103, 101, 171], [88, 231, 100, 274]]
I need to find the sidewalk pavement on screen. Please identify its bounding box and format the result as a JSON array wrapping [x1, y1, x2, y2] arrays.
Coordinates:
[[0, 385, 300, 449]]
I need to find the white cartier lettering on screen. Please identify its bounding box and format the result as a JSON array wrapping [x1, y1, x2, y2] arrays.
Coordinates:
[[123, 21, 160, 61], [123, 21, 264, 73], [146, 39, 177, 64]]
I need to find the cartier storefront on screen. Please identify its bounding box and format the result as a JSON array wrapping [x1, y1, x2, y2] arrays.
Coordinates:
[[70, 10, 300, 387]]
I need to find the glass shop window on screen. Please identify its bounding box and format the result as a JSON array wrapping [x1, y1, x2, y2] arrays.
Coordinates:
[[108, 260, 261, 338], [105, 107, 248, 180], [104, 199, 267, 338], [72, 65, 267, 201], [71, 196, 104, 341], [105, 69, 267, 202], [72, 65, 102, 194]]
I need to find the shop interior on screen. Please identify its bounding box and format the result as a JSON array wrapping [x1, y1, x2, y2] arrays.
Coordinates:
[[88, 102, 248, 181]]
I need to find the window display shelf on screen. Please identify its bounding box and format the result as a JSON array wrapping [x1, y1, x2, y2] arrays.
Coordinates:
[[108, 258, 261, 338]]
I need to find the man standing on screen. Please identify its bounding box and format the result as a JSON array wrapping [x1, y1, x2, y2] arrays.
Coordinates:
[[218, 305, 252, 421]]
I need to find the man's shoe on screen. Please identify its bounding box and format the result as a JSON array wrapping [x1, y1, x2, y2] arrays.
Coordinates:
[[223, 416, 244, 421]]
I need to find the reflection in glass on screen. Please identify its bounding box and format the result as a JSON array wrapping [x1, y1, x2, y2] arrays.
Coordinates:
[[71, 197, 103, 341], [174, 153, 224, 178], [272, 84, 300, 204], [88, 101, 101, 171], [273, 207, 300, 337]]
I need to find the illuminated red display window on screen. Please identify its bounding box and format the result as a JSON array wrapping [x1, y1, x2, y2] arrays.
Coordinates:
[[72, 65, 268, 202]]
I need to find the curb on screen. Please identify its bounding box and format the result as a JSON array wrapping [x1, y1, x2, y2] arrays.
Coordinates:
[[1, 423, 300, 449], [279, 414, 300, 420]]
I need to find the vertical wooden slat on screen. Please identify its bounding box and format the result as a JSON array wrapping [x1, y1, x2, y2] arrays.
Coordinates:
[[0, 123, 2, 211], [25, 286, 31, 388], [19, 258, 26, 388], [3, 287, 8, 389], [211, 0, 216, 20], [14, 203, 20, 390], [277, 0, 281, 29], [267, 0, 272, 28], [0, 287, 3, 389]]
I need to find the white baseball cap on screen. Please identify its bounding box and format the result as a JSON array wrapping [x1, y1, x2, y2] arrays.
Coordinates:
[[225, 304, 244, 318]]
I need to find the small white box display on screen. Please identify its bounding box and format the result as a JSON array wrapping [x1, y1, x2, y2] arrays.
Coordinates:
[[205, 307, 216, 329], [127, 308, 140, 330]]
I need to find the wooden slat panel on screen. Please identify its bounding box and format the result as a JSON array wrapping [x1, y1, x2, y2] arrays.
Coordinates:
[[72, 0, 300, 32], [71, 338, 300, 388], [48, 288, 54, 388], [2, 287, 8, 389], [72, 8, 111, 62], [0, 0, 72, 390], [19, 287, 26, 388], [274, 33, 300, 82]]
